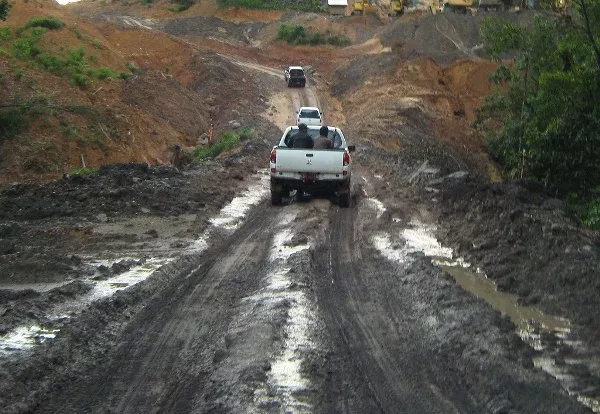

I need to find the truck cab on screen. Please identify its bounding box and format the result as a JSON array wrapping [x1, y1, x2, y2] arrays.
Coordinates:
[[284, 66, 306, 87]]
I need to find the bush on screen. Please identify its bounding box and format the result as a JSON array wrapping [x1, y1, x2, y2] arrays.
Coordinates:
[[0, 26, 11, 40], [582, 199, 600, 229], [218, 0, 324, 12], [71, 73, 90, 87], [0, 108, 25, 140], [194, 128, 254, 160], [89, 66, 115, 79], [23, 17, 65, 31], [277, 24, 351, 47]]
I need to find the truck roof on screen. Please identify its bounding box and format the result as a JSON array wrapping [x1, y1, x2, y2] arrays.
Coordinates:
[[288, 66, 304, 71]]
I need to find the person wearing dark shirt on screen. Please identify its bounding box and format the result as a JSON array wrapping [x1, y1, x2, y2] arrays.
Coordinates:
[[285, 123, 314, 149]]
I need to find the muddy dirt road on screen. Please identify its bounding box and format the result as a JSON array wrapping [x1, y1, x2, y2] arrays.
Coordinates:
[[1, 6, 600, 414]]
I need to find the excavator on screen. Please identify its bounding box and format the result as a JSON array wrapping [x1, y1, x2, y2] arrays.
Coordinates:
[[351, 0, 404, 16]]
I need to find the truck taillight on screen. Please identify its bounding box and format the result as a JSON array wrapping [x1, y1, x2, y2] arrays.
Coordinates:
[[270, 149, 277, 173], [343, 151, 350, 166]]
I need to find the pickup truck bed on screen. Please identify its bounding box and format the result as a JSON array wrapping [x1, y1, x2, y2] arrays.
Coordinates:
[[269, 125, 355, 207]]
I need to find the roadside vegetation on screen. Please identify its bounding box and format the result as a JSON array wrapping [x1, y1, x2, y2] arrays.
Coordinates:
[[278, 24, 352, 46], [0, 0, 9, 21], [67, 166, 99, 177], [218, 0, 325, 12], [194, 128, 253, 160], [1, 17, 130, 88], [0, 14, 131, 169], [475, 0, 600, 228]]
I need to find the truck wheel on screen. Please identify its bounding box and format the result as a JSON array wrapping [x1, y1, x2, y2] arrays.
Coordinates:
[[338, 181, 351, 207], [271, 190, 282, 205], [339, 192, 350, 208]]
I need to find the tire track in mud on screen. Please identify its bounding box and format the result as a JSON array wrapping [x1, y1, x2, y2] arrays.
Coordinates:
[[44, 203, 279, 412], [312, 201, 462, 413], [308, 182, 588, 413]]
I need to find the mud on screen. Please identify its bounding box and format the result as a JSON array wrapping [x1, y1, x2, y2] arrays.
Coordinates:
[[0, 4, 598, 414]]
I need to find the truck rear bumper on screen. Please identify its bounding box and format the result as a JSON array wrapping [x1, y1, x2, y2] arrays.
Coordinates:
[[271, 176, 350, 194]]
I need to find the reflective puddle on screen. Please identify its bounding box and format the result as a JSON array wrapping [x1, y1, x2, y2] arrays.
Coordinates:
[[0, 257, 172, 356], [370, 207, 600, 412], [251, 227, 314, 412], [209, 172, 270, 230]]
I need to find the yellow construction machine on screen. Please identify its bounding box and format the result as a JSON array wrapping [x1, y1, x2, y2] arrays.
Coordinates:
[[351, 0, 378, 14], [351, 0, 404, 16]]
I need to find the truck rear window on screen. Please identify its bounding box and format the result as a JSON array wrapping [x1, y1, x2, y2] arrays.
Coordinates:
[[290, 70, 304, 77], [300, 110, 320, 118]]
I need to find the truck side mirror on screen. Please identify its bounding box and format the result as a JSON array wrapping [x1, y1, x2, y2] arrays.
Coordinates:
[[348, 145, 356, 152]]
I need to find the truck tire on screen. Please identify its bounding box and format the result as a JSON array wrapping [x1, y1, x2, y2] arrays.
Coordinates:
[[338, 180, 351, 208], [339, 191, 350, 208], [271, 189, 282, 205]]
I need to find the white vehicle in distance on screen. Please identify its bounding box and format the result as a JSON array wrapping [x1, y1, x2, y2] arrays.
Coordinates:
[[296, 107, 323, 126]]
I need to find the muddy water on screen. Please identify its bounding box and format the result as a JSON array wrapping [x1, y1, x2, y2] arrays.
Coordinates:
[[437, 262, 600, 413], [435, 262, 570, 341], [371, 208, 600, 412], [0, 172, 271, 357]]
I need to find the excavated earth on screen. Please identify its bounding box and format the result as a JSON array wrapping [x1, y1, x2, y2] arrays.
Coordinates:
[[0, 3, 599, 413]]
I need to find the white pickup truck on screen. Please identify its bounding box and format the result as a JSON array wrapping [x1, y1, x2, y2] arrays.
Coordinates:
[[269, 125, 355, 207]]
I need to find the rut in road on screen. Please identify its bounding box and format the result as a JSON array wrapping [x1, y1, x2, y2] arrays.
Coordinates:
[[43, 202, 282, 412]]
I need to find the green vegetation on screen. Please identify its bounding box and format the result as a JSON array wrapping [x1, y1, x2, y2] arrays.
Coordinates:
[[0, 19, 124, 88], [20, 17, 65, 31], [0, 107, 27, 140], [169, 0, 194, 12], [194, 128, 253, 160], [1, 0, 10, 21], [278, 24, 351, 46], [68, 166, 99, 176], [218, 0, 325, 12], [475, 4, 600, 226]]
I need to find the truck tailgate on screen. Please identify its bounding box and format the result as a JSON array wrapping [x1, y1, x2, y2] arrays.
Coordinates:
[[276, 149, 344, 174]]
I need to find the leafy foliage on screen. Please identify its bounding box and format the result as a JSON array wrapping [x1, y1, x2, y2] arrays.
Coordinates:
[[475, 10, 600, 197], [1, 20, 122, 88], [21, 16, 65, 31], [169, 0, 194, 11], [0, 0, 10, 21], [218, 0, 325, 12], [278, 24, 351, 46], [194, 128, 253, 159], [68, 167, 99, 177]]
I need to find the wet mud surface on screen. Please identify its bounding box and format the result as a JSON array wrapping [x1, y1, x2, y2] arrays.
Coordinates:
[[0, 6, 599, 414]]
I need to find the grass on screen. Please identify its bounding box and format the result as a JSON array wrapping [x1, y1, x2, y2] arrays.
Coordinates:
[[194, 127, 253, 160], [277, 24, 351, 47], [68, 166, 98, 176], [0, 20, 124, 88]]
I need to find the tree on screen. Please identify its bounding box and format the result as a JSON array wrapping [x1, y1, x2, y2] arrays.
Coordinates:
[[475, 7, 600, 196], [0, 0, 9, 20]]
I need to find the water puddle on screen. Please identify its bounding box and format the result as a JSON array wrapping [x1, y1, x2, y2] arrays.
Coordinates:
[[0, 326, 60, 353], [209, 172, 269, 230], [251, 228, 314, 412], [0, 257, 171, 356], [369, 204, 600, 411], [2, 172, 271, 358]]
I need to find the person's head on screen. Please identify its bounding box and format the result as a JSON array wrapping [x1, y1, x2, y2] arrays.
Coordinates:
[[298, 123, 308, 132], [319, 126, 329, 136]]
